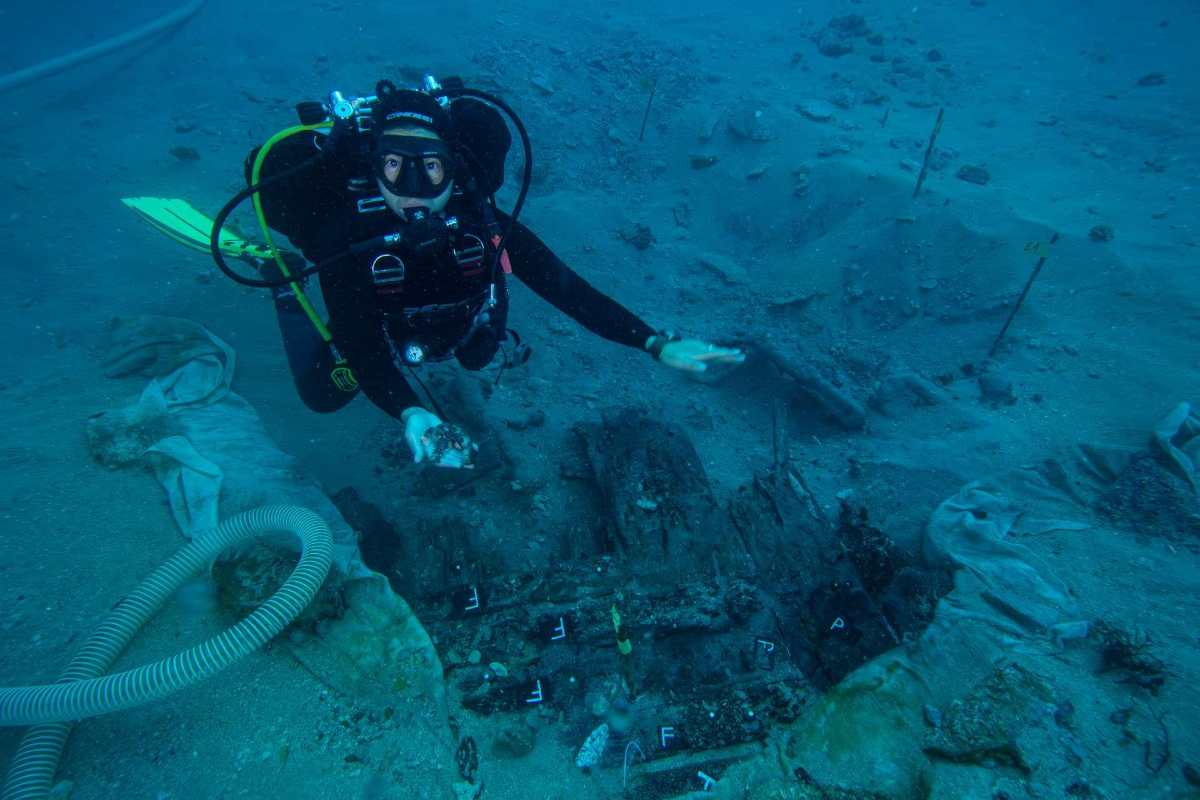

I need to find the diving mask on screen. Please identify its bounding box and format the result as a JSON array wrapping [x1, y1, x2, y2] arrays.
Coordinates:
[[373, 134, 455, 199]]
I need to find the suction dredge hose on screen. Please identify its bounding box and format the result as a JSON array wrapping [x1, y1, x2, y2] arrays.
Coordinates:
[[0, 506, 333, 800]]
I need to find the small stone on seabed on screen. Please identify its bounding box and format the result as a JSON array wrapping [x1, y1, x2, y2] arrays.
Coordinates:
[[956, 165, 990, 185], [797, 99, 835, 121]]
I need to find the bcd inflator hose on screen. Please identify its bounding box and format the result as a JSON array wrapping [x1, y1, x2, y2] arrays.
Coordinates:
[[0, 506, 334, 800]]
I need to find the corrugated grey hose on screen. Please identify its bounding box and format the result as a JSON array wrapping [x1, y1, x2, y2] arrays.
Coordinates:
[[0, 506, 333, 800]]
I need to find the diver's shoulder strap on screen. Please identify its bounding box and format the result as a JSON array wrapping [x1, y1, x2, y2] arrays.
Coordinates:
[[474, 200, 513, 276], [477, 196, 503, 237]]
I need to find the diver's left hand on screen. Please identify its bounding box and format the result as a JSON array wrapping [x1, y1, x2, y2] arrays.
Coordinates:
[[647, 336, 746, 373]]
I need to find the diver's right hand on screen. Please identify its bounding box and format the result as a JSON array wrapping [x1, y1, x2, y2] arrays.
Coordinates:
[[401, 407, 477, 469]]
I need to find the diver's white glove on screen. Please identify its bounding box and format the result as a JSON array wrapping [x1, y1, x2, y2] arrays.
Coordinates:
[[645, 334, 746, 373], [401, 407, 477, 469]]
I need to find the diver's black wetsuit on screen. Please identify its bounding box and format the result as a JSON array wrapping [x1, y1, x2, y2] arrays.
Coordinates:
[[250, 131, 655, 418]]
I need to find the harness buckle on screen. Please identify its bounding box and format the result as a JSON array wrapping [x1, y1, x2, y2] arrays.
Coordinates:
[[453, 233, 486, 274], [370, 253, 406, 293], [357, 196, 388, 214]]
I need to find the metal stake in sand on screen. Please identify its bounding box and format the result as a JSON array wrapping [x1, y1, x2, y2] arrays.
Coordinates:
[[912, 108, 945, 198], [638, 78, 658, 142], [988, 232, 1060, 358]]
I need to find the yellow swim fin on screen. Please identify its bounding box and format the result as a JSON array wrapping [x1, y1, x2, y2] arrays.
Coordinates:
[[121, 197, 275, 261]]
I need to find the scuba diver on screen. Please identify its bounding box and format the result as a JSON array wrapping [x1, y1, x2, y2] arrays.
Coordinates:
[[128, 76, 743, 468]]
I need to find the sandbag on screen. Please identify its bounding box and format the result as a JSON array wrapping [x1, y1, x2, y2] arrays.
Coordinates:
[[1153, 400, 1200, 491], [923, 482, 1085, 640], [88, 314, 368, 577]]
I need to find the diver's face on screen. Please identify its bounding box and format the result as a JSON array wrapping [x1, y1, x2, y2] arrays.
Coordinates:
[[375, 126, 453, 216]]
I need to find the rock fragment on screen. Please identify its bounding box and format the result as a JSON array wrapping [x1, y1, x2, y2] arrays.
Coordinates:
[[816, 32, 854, 58], [814, 13, 870, 58], [817, 137, 853, 157], [617, 222, 655, 250], [727, 106, 771, 141], [529, 76, 556, 96], [575, 723, 610, 769], [797, 99, 836, 122], [956, 165, 990, 185], [493, 721, 536, 758], [696, 251, 748, 285]]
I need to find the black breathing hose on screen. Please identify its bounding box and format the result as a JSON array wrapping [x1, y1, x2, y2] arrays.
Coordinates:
[[209, 155, 339, 288], [442, 87, 534, 287]]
